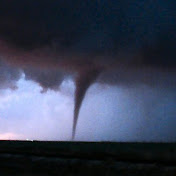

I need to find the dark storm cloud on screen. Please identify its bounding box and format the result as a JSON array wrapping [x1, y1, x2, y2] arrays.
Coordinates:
[[98, 68, 176, 90], [0, 0, 176, 138], [0, 59, 21, 90], [0, 0, 175, 69], [24, 68, 66, 92]]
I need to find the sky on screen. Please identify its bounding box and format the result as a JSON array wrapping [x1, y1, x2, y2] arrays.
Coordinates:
[[0, 72, 176, 142], [0, 1, 176, 141]]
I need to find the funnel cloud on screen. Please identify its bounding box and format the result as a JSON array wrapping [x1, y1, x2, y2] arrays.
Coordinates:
[[72, 66, 103, 139]]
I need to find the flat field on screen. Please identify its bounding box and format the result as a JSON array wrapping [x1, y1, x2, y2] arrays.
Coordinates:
[[0, 141, 176, 175]]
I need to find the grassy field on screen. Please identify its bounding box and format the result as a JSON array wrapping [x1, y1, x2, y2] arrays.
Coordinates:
[[0, 141, 176, 175]]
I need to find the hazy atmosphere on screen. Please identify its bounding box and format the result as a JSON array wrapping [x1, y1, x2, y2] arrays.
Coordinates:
[[0, 70, 176, 142], [0, 1, 176, 141]]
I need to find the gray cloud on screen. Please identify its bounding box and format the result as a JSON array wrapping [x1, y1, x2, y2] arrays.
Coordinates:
[[24, 68, 66, 93], [98, 68, 176, 89], [0, 59, 21, 90]]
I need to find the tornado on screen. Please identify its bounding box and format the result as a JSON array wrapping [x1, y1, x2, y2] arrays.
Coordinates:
[[72, 66, 104, 140]]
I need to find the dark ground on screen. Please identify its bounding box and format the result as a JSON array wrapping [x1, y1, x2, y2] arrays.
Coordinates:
[[0, 141, 176, 175]]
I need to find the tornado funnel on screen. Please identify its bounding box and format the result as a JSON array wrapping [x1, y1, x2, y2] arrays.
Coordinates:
[[72, 66, 103, 140]]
